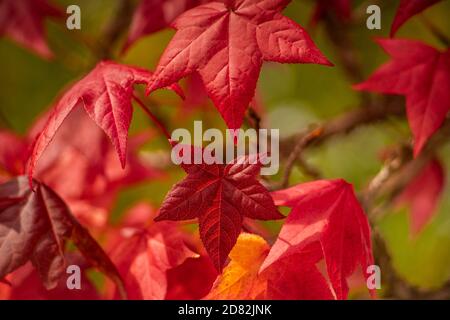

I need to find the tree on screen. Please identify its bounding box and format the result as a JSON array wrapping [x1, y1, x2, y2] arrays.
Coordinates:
[[0, 0, 449, 300]]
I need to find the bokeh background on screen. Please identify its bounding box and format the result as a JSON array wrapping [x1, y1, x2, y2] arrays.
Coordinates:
[[1, 0, 450, 295]]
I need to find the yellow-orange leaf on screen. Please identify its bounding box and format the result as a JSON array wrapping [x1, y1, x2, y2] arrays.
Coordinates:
[[206, 233, 269, 300]]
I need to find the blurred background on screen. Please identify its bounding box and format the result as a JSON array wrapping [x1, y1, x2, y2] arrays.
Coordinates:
[[0, 0, 449, 297]]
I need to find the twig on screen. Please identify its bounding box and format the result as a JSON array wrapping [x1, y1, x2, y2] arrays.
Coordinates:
[[280, 97, 405, 187], [362, 120, 450, 299], [281, 125, 324, 187], [323, 12, 366, 85], [365, 119, 450, 213], [247, 107, 261, 132], [297, 155, 322, 179], [420, 15, 450, 47], [132, 95, 172, 141]]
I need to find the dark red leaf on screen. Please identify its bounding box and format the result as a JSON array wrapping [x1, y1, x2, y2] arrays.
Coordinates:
[[0, 176, 124, 295], [155, 155, 283, 271]]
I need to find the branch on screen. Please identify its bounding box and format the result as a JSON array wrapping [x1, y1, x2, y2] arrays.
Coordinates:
[[322, 12, 366, 84], [365, 118, 450, 214], [363, 119, 450, 299], [280, 97, 405, 187]]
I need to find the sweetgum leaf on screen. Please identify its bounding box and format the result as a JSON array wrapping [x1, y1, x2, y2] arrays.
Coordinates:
[[354, 39, 450, 156], [155, 155, 283, 271], [264, 179, 374, 299], [28, 61, 182, 186], [147, 0, 332, 130], [0, 176, 124, 296]]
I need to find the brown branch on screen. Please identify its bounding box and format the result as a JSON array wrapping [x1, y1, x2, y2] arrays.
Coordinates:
[[363, 119, 450, 299], [246, 107, 261, 132], [366, 119, 450, 211], [323, 13, 366, 85], [280, 97, 405, 187]]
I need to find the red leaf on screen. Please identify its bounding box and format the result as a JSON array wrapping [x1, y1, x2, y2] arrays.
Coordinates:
[[390, 0, 442, 36], [0, 108, 163, 229], [3, 256, 100, 300], [206, 233, 333, 299], [123, 0, 205, 52], [0, 176, 124, 295], [266, 244, 335, 300], [155, 155, 283, 271], [147, 0, 332, 130], [354, 39, 450, 156], [264, 179, 374, 300], [108, 208, 196, 300], [28, 61, 181, 186], [396, 159, 445, 234], [0, 0, 63, 59], [181, 73, 210, 113], [166, 256, 217, 299]]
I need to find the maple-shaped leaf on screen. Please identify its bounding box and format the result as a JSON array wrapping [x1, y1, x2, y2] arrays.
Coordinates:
[[108, 208, 196, 300], [147, 0, 332, 130], [123, 0, 205, 52], [396, 158, 445, 234], [263, 179, 374, 300], [155, 155, 283, 271], [207, 233, 334, 300], [1, 108, 163, 229], [28, 61, 182, 185], [391, 0, 442, 36], [0, 176, 125, 295], [354, 39, 450, 156], [0, 0, 63, 59]]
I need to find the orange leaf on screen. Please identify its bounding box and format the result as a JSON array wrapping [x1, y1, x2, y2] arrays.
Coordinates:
[[206, 233, 269, 300]]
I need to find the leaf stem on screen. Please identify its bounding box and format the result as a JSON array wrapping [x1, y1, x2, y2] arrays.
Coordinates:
[[420, 15, 450, 47], [132, 95, 172, 141]]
